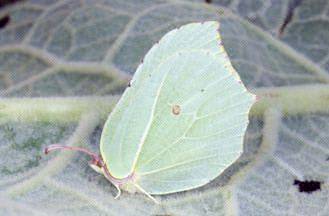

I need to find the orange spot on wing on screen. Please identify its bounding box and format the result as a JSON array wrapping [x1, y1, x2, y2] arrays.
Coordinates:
[[172, 105, 181, 115]]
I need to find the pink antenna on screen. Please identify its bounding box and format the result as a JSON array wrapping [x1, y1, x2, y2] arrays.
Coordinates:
[[44, 144, 103, 167]]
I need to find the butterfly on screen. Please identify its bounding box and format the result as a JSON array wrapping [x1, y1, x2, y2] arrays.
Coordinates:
[[45, 21, 255, 203]]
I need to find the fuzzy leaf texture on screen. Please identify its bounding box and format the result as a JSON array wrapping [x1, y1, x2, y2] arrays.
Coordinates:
[[0, 0, 328, 216]]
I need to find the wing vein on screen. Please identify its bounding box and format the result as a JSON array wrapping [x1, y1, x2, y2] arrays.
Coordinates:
[[130, 70, 170, 172], [139, 154, 218, 176], [140, 121, 247, 167], [196, 97, 251, 119], [181, 74, 231, 107]]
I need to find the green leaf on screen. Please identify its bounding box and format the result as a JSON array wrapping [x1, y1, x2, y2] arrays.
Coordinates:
[[0, 0, 328, 215]]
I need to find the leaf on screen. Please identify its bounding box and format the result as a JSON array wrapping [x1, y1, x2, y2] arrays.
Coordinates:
[[280, 0, 329, 71], [0, 0, 328, 215], [210, 0, 329, 72]]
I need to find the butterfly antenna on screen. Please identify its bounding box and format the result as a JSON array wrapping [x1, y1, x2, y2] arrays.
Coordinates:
[[44, 144, 103, 167]]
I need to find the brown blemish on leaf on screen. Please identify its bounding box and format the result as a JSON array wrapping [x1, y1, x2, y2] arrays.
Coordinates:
[[172, 104, 181, 115]]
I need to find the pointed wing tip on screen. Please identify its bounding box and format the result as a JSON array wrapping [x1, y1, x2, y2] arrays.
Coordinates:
[[190, 22, 258, 108]]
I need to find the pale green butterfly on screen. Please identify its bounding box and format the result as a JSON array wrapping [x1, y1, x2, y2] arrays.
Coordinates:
[[45, 21, 256, 203]]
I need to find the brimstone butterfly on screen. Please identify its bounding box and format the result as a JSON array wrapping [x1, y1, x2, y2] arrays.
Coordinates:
[[45, 21, 256, 203]]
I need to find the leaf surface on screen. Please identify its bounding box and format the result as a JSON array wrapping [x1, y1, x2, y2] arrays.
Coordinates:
[[0, 0, 328, 215]]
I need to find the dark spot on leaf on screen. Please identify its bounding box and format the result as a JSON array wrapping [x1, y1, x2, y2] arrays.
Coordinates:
[[278, 0, 304, 36], [0, 15, 10, 29], [172, 105, 181, 115], [293, 179, 321, 193], [201, 89, 205, 92], [205, 0, 212, 3], [326, 156, 329, 161]]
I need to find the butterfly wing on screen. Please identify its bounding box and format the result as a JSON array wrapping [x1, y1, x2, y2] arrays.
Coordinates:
[[100, 22, 255, 194]]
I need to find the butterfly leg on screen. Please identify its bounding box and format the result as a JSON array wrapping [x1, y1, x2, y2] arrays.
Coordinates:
[[133, 183, 160, 204], [101, 163, 125, 199], [114, 185, 122, 199]]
